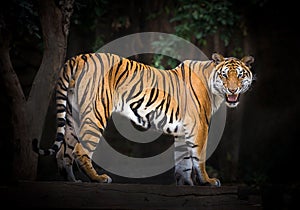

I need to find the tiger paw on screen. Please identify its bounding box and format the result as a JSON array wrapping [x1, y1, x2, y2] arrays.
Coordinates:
[[94, 174, 112, 183], [174, 166, 194, 186], [175, 171, 194, 186], [205, 178, 221, 187]]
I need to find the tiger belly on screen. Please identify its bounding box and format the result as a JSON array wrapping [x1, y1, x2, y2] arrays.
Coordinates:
[[114, 102, 183, 136]]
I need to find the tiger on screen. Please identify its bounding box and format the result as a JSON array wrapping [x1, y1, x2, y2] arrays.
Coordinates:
[[33, 52, 254, 186]]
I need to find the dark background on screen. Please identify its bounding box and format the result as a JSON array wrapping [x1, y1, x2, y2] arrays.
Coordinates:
[[0, 0, 299, 209]]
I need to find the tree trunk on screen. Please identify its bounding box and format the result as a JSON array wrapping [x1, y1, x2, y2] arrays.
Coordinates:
[[26, 0, 73, 145], [0, 30, 33, 180], [0, 0, 74, 181]]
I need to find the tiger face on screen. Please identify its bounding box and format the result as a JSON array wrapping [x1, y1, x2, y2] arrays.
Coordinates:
[[212, 53, 254, 108]]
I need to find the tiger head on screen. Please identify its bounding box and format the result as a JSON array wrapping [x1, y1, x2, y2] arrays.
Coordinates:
[[212, 53, 254, 108]]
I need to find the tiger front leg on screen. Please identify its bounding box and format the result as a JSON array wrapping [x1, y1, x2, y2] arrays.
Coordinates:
[[191, 128, 221, 187], [195, 161, 221, 187], [73, 143, 112, 183]]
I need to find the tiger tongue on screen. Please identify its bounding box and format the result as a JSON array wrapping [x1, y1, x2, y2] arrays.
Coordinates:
[[227, 94, 238, 102]]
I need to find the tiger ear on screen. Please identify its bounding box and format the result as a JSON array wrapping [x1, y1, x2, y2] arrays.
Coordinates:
[[241, 55, 254, 68], [212, 53, 225, 65]]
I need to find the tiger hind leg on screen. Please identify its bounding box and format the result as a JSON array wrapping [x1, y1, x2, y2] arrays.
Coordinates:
[[64, 99, 111, 183], [175, 159, 194, 185], [55, 118, 82, 182], [73, 143, 112, 183], [174, 136, 194, 185], [56, 144, 80, 182]]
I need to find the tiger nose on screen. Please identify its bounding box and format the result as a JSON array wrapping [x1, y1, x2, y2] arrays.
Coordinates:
[[228, 87, 238, 94]]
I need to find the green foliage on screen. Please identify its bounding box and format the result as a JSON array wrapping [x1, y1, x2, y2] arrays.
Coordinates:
[[72, 0, 108, 30], [71, 0, 109, 51], [171, 0, 240, 46], [92, 35, 105, 52], [244, 170, 268, 187], [18, 0, 40, 39], [1, 0, 41, 40], [231, 47, 244, 58], [152, 0, 241, 68], [206, 165, 220, 179], [151, 35, 182, 69], [153, 54, 179, 70]]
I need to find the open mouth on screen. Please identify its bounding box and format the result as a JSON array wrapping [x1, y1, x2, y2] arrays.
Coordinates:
[[225, 94, 240, 104]]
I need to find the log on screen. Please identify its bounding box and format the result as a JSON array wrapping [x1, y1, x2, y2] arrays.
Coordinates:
[[0, 181, 261, 209]]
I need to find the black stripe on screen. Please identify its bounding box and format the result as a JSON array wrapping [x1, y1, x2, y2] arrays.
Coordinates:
[[166, 127, 171, 134], [69, 58, 76, 75], [80, 138, 98, 148], [129, 70, 144, 99], [57, 116, 66, 124], [81, 54, 87, 62], [157, 115, 167, 129], [126, 78, 142, 102], [186, 141, 198, 148], [169, 110, 174, 123], [129, 97, 144, 119], [56, 95, 67, 101], [175, 105, 180, 121], [203, 108, 210, 126], [185, 134, 195, 140], [62, 68, 70, 83], [129, 63, 139, 83], [168, 71, 175, 102], [56, 133, 65, 141], [57, 108, 66, 113], [64, 153, 73, 159], [188, 65, 201, 111], [89, 54, 98, 93], [79, 80, 91, 107], [174, 126, 178, 133], [56, 88, 66, 96], [67, 143, 75, 150], [155, 97, 165, 116], [115, 59, 128, 88], [145, 111, 155, 129], [158, 70, 166, 96], [164, 94, 171, 116], [192, 156, 199, 161], [146, 88, 158, 107], [71, 133, 79, 141], [93, 100, 105, 129], [57, 79, 68, 91], [181, 64, 186, 82], [105, 89, 110, 119], [66, 117, 71, 127], [95, 53, 105, 77]]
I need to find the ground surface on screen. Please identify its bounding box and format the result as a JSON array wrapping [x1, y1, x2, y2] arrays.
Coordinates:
[[0, 181, 262, 209]]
